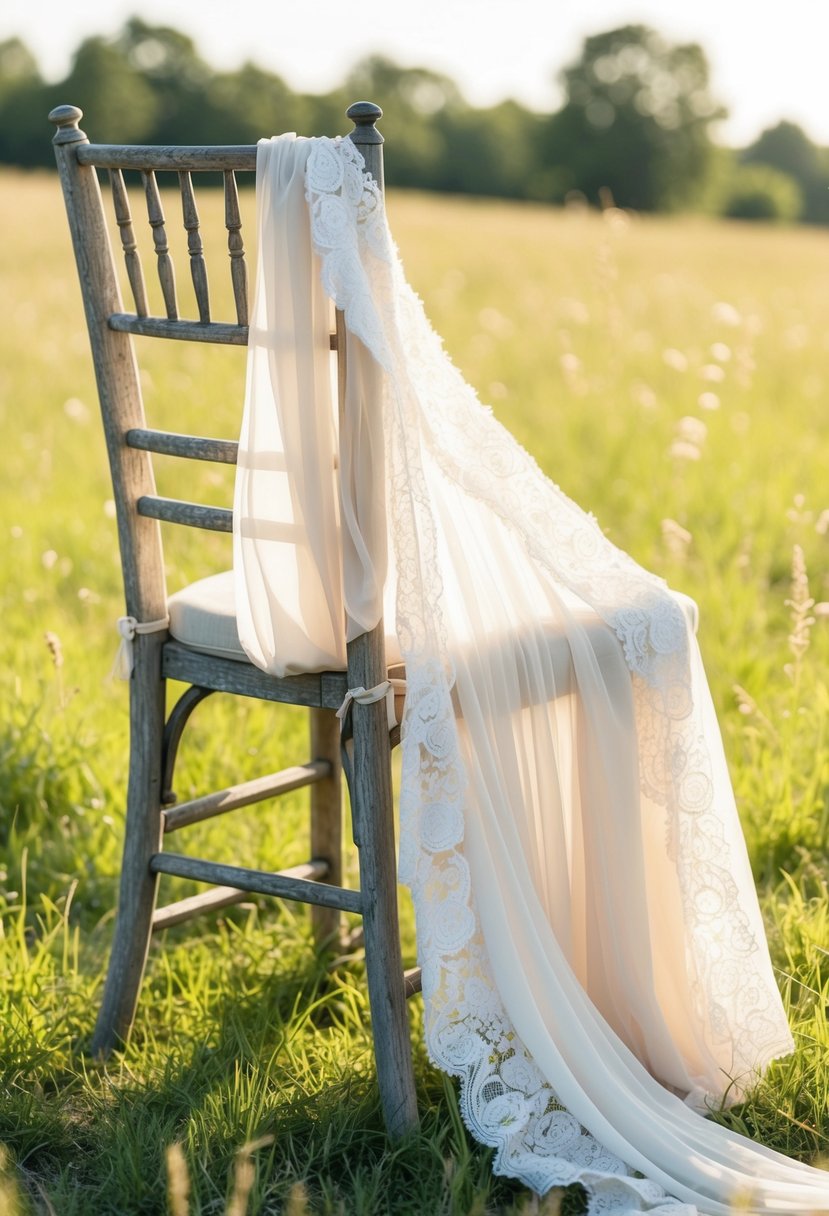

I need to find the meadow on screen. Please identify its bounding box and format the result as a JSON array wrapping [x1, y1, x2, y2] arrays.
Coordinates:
[[1, 164, 829, 1214]]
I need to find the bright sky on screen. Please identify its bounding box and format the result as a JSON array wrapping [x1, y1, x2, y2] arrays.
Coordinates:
[[5, 0, 829, 147]]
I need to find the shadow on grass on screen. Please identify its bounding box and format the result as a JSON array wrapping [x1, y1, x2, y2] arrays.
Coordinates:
[[1, 901, 590, 1215]]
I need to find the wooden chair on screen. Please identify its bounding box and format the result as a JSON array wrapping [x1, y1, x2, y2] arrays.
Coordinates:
[[49, 100, 419, 1139]]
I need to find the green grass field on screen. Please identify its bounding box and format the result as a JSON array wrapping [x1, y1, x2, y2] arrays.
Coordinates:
[[2, 167, 829, 1214]]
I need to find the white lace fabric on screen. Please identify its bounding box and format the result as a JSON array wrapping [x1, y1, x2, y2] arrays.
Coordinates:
[[233, 134, 829, 1214]]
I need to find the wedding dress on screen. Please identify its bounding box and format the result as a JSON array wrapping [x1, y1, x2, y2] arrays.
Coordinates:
[[232, 133, 829, 1215]]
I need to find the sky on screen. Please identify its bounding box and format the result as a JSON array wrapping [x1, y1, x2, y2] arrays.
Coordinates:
[[4, 0, 829, 147]]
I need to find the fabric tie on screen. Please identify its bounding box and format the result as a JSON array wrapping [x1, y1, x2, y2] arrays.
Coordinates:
[[112, 615, 170, 680], [336, 677, 406, 733]]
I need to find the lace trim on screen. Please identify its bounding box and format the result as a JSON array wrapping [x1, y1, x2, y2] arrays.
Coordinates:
[[304, 137, 792, 1214]]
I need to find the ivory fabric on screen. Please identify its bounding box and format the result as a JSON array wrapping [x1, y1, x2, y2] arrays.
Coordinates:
[[233, 134, 829, 1214]]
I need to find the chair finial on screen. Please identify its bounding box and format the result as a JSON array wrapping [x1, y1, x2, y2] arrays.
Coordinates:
[[49, 104, 87, 145], [346, 101, 384, 145]]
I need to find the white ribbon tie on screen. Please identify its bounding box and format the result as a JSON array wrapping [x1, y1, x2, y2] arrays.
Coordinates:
[[112, 614, 170, 680]]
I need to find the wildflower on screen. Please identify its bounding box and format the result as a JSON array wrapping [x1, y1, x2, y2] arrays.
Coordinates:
[[44, 631, 63, 669], [784, 544, 815, 682], [698, 392, 720, 411], [478, 307, 513, 337], [166, 1144, 189, 1216], [733, 683, 778, 738], [712, 301, 741, 326], [633, 381, 657, 409], [786, 494, 812, 526], [662, 348, 688, 372], [63, 397, 90, 423], [677, 416, 707, 446], [602, 206, 629, 232], [710, 342, 731, 362], [226, 1136, 275, 1216], [700, 364, 725, 382], [661, 518, 692, 560], [669, 441, 701, 461], [45, 630, 67, 708], [284, 1181, 312, 1216]]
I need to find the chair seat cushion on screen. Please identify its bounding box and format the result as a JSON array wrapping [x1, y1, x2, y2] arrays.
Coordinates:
[[168, 572, 698, 679], [167, 571, 404, 668], [168, 572, 248, 662]]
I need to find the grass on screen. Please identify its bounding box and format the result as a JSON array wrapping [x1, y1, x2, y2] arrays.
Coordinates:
[[1, 165, 829, 1212]]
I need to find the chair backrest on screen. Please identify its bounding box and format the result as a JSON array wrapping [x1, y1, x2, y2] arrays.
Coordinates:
[[48, 102, 385, 638]]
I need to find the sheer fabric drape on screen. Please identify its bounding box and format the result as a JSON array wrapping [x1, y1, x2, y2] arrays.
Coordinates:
[[233, 143, 387, 675], [233, 134, 829, 1214]]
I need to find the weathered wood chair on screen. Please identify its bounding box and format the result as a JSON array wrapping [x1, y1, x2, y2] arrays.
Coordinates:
[[49, 100, 419, 1138]]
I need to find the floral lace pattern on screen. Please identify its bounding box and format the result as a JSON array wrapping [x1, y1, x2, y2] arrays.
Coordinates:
[[304, 137, 792, 1214]]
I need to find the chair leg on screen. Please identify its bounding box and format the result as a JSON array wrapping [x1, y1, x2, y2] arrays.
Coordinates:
[[350, 693, 419, 1139], [91, 641, 166, 1055], [309, 707, 342, 948]]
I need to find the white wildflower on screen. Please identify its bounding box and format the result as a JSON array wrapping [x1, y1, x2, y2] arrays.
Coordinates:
[[661, 518, 692, 560], [63, 397, 90, 423], [677, 416, 707, 446], [662, 348, 688, 372], [669, 441, 701, 461], [700, 364, 725, 382], [712, 301, 741, 326]]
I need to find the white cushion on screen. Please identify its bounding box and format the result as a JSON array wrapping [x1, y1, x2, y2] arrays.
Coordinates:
[[168, 572, 249, 663], [167, 571, 404, 669]]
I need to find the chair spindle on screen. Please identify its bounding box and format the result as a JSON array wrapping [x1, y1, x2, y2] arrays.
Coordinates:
[[223, 170, 248, 326], [109, 169, 149, 317], [142, 169, 178, 319], [179, 171, 210, 323]]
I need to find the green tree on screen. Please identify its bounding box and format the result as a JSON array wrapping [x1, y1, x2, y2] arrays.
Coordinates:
[[541, 25, 725, 211], [438, 100, 543, 198], [202, 63, 310, 145], [343, 55, 465, 187], [743, 121, 829, 224], [0, 37, 40, 103], [58, 35, 159, 143], [113, 18, 211, 142], [0, 38, 49, 165], [723, 163, 802, 222]]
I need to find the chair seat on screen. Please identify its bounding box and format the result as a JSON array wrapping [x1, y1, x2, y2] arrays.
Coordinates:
[[168, 571, 404, 668], [168, 571, 698, 683], [168, 572, 247, 662]]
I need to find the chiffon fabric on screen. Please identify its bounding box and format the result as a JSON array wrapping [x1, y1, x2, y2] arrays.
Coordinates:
[[232, 134, 829, 1214]]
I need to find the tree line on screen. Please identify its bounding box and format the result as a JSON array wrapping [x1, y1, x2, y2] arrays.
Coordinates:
[[2, 17, 828, 223]]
